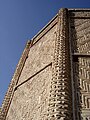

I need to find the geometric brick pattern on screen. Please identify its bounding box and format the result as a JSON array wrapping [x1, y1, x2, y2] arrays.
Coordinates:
[[78, 58, 90, 119], [79, 58, 90, 109], [70, 10, 90, 119], [73, 58, 90, 120]]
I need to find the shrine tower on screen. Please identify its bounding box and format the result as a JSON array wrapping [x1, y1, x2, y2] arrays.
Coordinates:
[[0, 8, 90, 120]]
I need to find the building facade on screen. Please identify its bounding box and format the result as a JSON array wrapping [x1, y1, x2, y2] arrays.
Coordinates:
[[0, 8, 90, 120]]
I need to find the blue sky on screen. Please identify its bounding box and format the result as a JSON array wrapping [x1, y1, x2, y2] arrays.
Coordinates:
[[0, 0, 90, 106]]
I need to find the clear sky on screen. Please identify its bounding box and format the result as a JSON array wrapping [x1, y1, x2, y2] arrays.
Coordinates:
[[0, 0, 90, 106]]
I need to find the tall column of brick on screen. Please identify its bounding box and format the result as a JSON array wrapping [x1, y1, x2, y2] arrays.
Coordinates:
[[0, 41, 32, 120], [47, 8, 72, 120]]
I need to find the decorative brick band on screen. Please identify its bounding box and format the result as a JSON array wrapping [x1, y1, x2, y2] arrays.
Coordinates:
[[0, 41, 31, 120], [47, 8, 72, 119]]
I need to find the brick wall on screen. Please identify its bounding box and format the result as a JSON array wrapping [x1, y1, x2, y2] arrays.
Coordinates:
[[6, 24, 57, 120], [1, 9, 90, 120], [70, 10, 90, 119]]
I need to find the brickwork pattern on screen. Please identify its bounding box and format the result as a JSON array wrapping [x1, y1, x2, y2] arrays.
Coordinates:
[[18, 25, 56, 85], [0, 41, 31, 120], [1, 8, 90, 120], [47, 8, 72, 120], [6, 22, 57, 119], [70, 10, 90, 120], [6, 66, 52, 120]]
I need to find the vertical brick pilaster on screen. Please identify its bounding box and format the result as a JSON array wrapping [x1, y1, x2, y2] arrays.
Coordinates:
[[0, 40, 31, 120], [47, 8, 72, 120]]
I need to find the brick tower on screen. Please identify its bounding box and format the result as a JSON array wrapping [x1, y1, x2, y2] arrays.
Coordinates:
[[0, 8, 90, 120]]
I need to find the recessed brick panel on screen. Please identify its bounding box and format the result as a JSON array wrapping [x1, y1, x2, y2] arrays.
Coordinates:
[[18, 24, 57, 84], [6, 66, 52, 120]]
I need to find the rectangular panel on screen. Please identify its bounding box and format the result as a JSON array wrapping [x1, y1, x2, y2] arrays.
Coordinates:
[[18, 25, 56, 84], [71, 19, 90, 54], [6, 65, 52, 120]]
